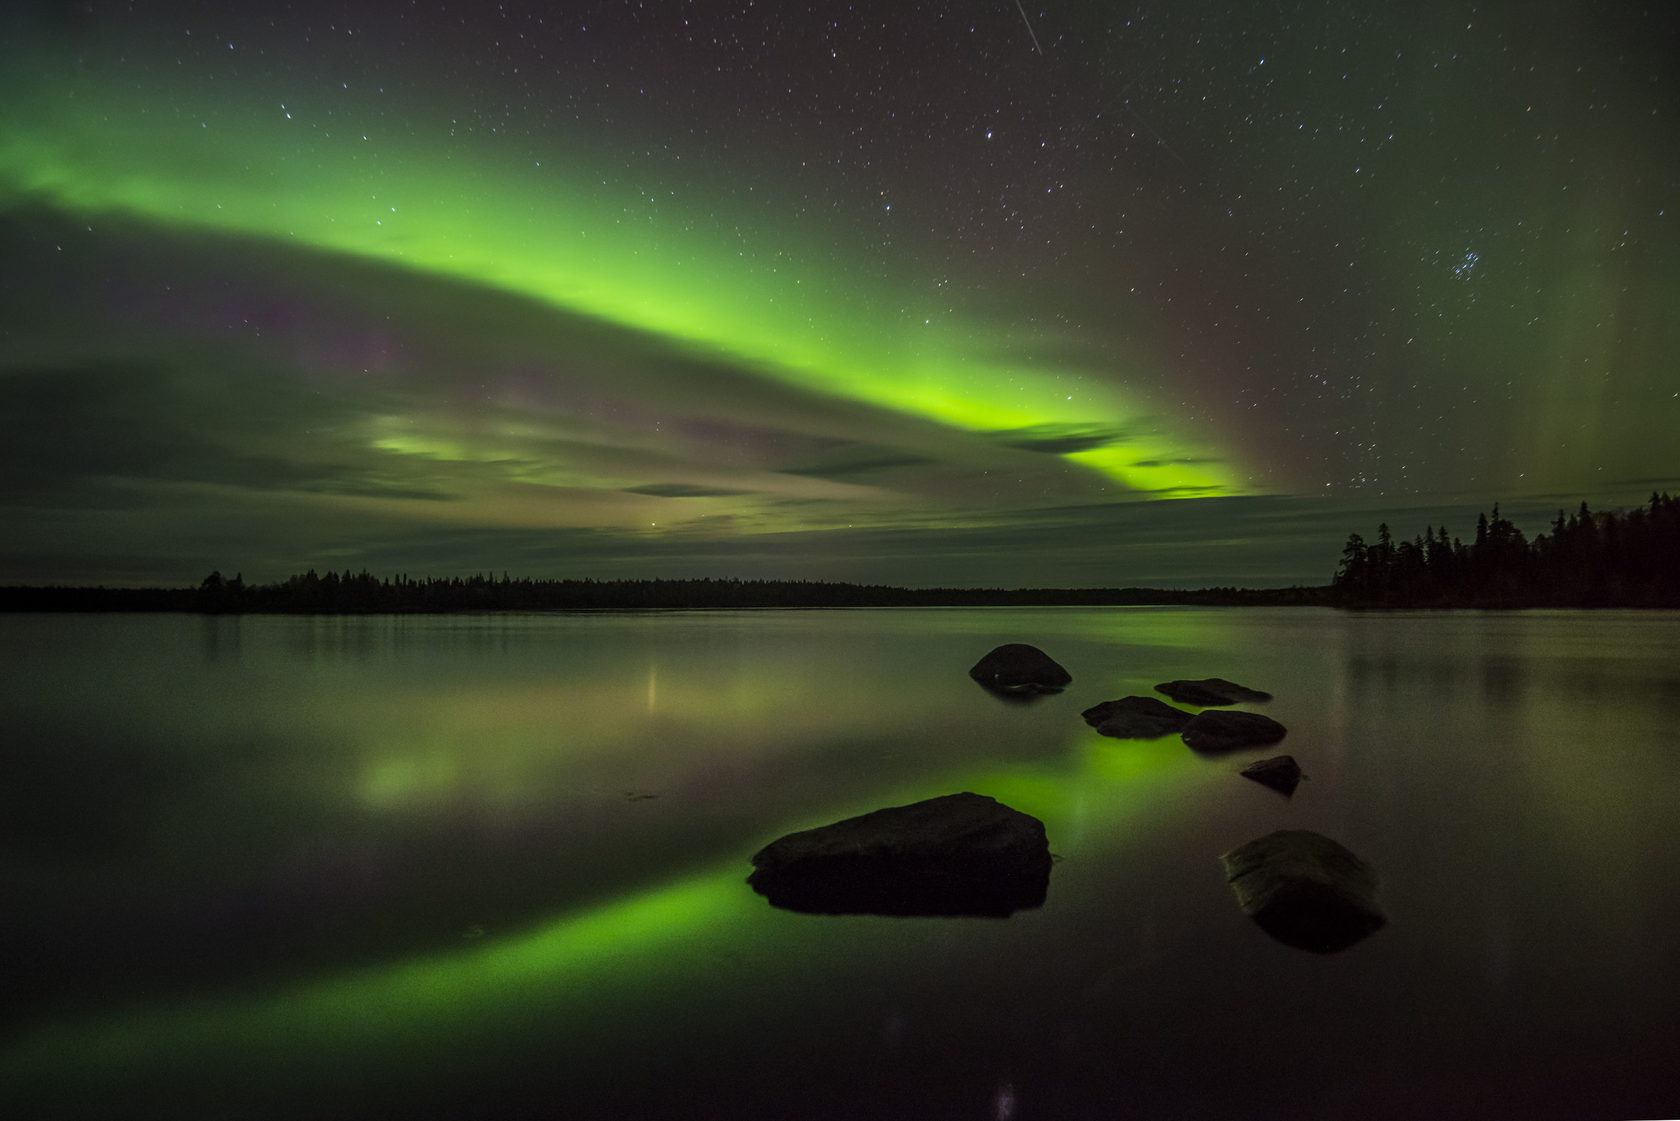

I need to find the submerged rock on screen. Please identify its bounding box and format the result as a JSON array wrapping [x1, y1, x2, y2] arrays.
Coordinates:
[[1240, 754, 1305, 796], [1181, 709, 1288, 753], [748, 792, 1051, 917], [969, 643, 1072, 697], [1220, 829, 1386, 952], [1154, 678, 1273, 706], [1081, 695, 1193, 738]]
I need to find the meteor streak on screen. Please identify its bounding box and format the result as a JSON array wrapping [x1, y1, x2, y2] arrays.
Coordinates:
[[1014, 0, 1044, 55]]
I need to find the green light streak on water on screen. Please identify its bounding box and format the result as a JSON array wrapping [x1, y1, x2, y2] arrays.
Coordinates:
[[0, 69, 1240, 495], [0, 728, 1193, 1109], [1, 872, 749, 1105]]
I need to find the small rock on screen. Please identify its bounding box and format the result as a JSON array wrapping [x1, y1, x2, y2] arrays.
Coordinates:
[[969, 643, 1072, 697], [1155, 678, 1273, 706], [1241, 754, 1305, 796], [1181, 709, 1288, 753], [1081, 695, 1193, 738], [748, 792, 1051, 917], [1220, 829, 1386, 952]]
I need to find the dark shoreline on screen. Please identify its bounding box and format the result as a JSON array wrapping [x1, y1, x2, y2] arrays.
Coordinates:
[[6, 580, 1676, 614], [0, 578, 1335, 614]]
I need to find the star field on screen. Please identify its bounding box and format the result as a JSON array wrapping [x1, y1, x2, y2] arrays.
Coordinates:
[[1, 0, 1676, 586]]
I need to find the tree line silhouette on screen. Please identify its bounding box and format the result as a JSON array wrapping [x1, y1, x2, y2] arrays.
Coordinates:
[[0, 571, 1328, 613], [1332, 492, 1680, 607]]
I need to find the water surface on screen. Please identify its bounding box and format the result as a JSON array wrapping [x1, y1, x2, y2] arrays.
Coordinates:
[[2, 608, 1676, 1118]]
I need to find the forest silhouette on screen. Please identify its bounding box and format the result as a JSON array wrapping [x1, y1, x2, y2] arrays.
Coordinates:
[[1332, 492, 1680, 608]]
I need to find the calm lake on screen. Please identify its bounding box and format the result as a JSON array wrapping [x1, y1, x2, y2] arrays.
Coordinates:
[[2, 607, 1676, 1119]]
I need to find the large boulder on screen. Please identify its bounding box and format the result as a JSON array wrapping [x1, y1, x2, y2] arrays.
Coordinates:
[[1155, 678, 1273, 706], [1081, 695, 1193, 738], [968, 643, 1071, 697], [1240, 754, 1305, 796], [1219, 830, 1386, 952], [748, 792, 1051, 917], [1181, 709, 1288, 753]]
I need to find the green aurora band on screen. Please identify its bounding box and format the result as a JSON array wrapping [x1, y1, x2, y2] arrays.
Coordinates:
[[0, 66, 1237, 498]]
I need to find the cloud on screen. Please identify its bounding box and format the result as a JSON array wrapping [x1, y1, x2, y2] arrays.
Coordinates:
[[622, 483, 753, 498], [0, 207, 1131, 580], [1130, 457, 1221, 469], [779, 449, 938, 480], [203, 494, 1361, 589], [0, 362, 454, 504], [988, 423, 1133, 455]]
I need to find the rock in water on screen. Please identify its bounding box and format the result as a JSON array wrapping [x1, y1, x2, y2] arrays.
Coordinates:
[[1181, 709, 1288, 753], [1240, 754, 1305, 796], [1081, 695, 1193, 738], [748, 792, 1051, 917], [1154, 678, 1273, 706], [1220, 830, 1386, 953], [969, 643, 1072, 696]]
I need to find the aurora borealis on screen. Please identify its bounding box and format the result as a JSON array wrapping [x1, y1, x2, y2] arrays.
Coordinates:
[[2, 0, 1676, 587]]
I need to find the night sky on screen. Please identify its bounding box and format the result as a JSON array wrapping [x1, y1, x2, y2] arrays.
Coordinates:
[[2, 0, 1676, 587]]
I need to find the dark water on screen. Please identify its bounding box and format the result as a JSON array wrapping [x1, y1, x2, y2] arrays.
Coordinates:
[[2, 608, 1676, 1119]]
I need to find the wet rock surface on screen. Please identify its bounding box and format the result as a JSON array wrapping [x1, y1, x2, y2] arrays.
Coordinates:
[[1220, 829, 1386, 952], [1240, 754, 1305, 796], [748, 792, 1051, 917], [1155, 678, 1273, 706], [1081, 695, 1194, 738], [968, 643, 1072, 697], [1181, 709, 1288, 753]]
